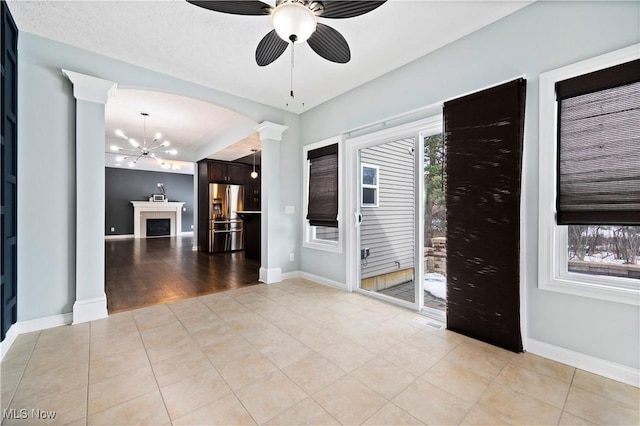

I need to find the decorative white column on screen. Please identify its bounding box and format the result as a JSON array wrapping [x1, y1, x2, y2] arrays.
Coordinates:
[[255, 121, 288, 283], [62, 70, 116, 324]]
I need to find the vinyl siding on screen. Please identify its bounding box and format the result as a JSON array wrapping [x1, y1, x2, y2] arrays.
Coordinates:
[[360, 138, 415, 279]]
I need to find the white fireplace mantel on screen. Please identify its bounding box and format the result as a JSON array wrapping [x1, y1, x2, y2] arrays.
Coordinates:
[[131, 201, 185, 238]]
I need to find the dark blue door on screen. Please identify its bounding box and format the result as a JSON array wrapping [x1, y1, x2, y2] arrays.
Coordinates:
[[1, 0, 18, 341]]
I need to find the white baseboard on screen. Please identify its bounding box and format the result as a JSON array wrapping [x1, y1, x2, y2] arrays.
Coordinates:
[[281, 270, 347, 291], [104, 234, 134, 240], [73, 295, 108, 324], [0, 312, 73, 361], [105, 232, 192, 240], [527, 338, 639, 388], [259, 267, 282, 284]]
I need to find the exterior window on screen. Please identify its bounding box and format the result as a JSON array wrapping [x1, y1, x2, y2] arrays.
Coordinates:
[[568, 225, 639, 280], [361, 164, 378, 207], [538, 44, 640, 305], [303, 137, 342, 252]]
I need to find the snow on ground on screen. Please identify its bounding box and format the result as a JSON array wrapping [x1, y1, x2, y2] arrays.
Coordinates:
[[578, 253, 640, 265], [424, 273, 446, 300]]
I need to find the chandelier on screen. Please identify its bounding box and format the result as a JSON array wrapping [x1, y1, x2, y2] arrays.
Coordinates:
[[110, 112, 177, 169]]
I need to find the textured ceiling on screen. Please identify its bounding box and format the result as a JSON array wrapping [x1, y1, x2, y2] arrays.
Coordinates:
[[7, 0, 533, 170]]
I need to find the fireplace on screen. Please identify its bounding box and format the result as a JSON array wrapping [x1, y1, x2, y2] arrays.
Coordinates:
[[146, 218, 171, 237], [131, 201, 185, 239]]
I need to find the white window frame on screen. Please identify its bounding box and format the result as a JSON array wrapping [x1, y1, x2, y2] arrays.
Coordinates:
[[302, 136, 343, 253], [360, 163, 379, 208], [538, 44, 640, 306]]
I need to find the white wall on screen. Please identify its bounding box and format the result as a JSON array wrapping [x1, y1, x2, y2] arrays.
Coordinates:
[[299, 1, 640, 369], [17, 33, 301, 321]]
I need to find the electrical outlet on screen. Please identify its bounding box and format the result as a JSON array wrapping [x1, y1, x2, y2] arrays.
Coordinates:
[[285, 206, 295, 214], [289, 252, 295, 262], [110, 227, 115, 232]]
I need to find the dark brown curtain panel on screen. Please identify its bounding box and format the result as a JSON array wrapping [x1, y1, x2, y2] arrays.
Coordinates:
[[444, 78, 526, 353], [307, 144, 339, 228]]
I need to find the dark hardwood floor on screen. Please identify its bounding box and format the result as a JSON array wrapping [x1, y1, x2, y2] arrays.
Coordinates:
[[105, 235, 260, 313]]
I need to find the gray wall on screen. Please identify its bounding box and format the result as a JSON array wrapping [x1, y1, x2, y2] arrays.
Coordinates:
[[17, 32, 300, 321], [105, 167, 194, 235], [360, 138, 415, 279], [299, 1, 640, 369]]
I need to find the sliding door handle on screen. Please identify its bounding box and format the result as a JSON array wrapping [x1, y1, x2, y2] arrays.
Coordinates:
[[354, 211, 362, 227]]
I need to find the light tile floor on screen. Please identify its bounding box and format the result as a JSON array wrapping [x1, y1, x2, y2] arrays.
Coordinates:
[[1, 278, 638, 425]]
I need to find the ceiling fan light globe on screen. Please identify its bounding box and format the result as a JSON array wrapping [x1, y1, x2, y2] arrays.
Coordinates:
[[271, 2, 317, 44]]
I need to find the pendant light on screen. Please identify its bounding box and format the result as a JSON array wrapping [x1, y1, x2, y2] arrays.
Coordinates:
[[251, 149, 259, 179]]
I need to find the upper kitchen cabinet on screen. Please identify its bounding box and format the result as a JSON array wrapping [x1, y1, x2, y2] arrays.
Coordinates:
[[208, 160, 246, 184]]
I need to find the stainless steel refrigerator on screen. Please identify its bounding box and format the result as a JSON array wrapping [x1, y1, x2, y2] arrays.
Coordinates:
[[209, 184, 244, 253]]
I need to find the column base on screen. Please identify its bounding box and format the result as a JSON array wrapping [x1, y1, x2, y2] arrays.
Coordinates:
[[73, 294, 108, 324], [259, 267, 282, 284]]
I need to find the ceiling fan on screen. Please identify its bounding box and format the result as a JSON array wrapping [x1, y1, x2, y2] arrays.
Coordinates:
[[187, 0, 387, 66]]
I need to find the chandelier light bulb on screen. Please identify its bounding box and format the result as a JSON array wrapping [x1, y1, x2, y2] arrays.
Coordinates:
[[114, 113, 178, 170], [251, 171, 258, 179], [272, 2, 317, 43]]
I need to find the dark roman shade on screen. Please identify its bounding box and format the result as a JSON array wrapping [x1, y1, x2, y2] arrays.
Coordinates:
[[556, 59, 640, 225], [307, 143, 338, 228], [444, 78, 526, 353]]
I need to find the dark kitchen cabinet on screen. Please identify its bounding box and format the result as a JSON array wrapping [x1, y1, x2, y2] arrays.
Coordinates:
[[208, 160, 245, 184], [244, 167, 261, 211]]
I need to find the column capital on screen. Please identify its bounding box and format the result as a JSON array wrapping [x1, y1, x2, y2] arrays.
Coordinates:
[[254, 121, 288, 142], [62, 69, 117, 104]]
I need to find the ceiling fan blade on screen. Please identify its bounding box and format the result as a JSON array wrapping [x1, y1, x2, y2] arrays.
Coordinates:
[[317, 1, 387, 19], [307, 23, 350, 64], [255, 30, 289, 66], [187, 0, 271, 16]]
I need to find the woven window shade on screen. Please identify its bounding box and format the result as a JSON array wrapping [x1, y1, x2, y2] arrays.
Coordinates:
[[556, 59, 640, 225], [307, 144, 338, 228], [444, 78, 526, 353]]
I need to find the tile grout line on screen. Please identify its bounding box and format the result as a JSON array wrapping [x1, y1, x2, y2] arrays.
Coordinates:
[[0, 331, 40, 426], [167, 295, 261, 425], [85, 322, 92, 426], [217, 288, 313, 425], [131, 311, 174, 425], [558, 368, 577, 424]]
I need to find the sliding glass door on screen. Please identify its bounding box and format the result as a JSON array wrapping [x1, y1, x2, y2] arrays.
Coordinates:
[[356, 136, 420, 309], [348, 116, 444, 317]]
